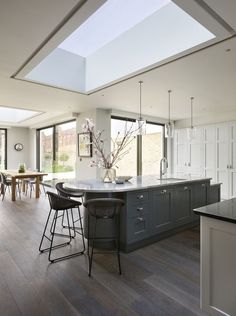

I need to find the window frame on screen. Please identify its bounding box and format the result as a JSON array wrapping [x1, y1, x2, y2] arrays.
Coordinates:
[[111, 116, 166, 176], [36, 119, 76, 172], [0, 128, 7, 169]]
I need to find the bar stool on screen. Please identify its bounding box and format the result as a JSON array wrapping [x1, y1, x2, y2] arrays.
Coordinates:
[[55, 182, 84, 239], [83, 198, 124, 277], [39, 191, 85, 263]]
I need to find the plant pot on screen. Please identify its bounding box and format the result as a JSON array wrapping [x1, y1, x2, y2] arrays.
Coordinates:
[[100, 168, 116, 183]]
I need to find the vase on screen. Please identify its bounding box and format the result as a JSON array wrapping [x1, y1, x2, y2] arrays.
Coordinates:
[[100, 168, 116, 183], [18, 163, 26, 173]]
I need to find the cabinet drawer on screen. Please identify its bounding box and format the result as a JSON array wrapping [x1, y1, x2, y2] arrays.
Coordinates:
[[127, 190, 149, 204], [127, 213, 150, 243], [127, 202, 149, 218]]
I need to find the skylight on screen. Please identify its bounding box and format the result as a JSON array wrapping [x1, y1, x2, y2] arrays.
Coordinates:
[[0, 106, 42, 123], [25, 0, 216, 93], [59, 0, 170, 57]]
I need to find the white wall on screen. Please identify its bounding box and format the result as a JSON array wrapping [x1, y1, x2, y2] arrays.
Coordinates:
[[76, 108, 111, 180], [7, 127, 30, 169], [28, 129, 37, 170]]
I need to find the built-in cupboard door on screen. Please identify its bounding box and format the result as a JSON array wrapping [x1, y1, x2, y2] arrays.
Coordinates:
[[203, 126, 216, 181], [189, 127, 203, 176], [228, 123, 236, 198], [175, 129, 188, 175], [216, 124, 229, 199]]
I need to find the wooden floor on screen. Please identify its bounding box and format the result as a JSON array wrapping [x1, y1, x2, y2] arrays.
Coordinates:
[[0, 193, 208, 316]]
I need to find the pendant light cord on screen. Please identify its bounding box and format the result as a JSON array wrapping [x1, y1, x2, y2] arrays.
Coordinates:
[[168, 90, 171, 123], [191, 97, 194, 129], [139, 81, 143, 119]]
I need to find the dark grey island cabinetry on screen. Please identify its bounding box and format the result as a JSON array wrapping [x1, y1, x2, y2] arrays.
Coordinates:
[[65, 176, 221, 252], [123, 180, 213, 251], [151, 187, 172, 234]]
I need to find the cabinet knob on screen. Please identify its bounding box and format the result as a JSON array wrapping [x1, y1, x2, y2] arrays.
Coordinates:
[[137, 207, 143, 212], [137, 195, 144, 200], [202, 183, 205, 187], [137, 217, 144, 222], [188, 162, 191, 167], [184, 186, 188, 190], [161, 189, 167, 194]]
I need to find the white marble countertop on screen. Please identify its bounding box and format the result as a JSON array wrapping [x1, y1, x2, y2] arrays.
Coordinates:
[[64, 174, 212, 193]]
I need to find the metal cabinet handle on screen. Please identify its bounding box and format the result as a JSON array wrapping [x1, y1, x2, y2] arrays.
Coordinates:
[[137, 217, 144, 222], [161, 189, 167, 194], [184, 186, 188, 190], [227, 165, 229, 169], [188, 162, 191, 167], [137, 207, 143, 211], [137, 195, 144, 200]]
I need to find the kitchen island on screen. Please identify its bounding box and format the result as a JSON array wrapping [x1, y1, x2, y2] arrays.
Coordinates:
[[65, 175, 219, 252], [194, 199, 236, 316]]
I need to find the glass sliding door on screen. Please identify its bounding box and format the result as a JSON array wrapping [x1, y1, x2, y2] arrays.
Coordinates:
[[111, 117, 137, 176], [0, 129, 7, 170], [55, 121, 76, 179], [111, 117, 165, 177], [39, 127, 53, 174], [142, 122, 164, 175], [37, 120, 76, 179]]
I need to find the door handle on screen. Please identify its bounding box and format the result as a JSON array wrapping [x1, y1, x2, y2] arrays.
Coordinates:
[[137, 195, 144, 200], [137, 217, 144, 222], [137, 207, 143, 212]]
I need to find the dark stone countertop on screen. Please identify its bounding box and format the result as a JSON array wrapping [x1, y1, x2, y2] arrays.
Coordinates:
[[194, 198, 236, 224]]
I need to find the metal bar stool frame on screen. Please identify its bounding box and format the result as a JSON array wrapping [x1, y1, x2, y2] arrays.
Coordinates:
[[83, 198, 124, 277], [55, 182, 84, 241], [39, 191, 85, 263]]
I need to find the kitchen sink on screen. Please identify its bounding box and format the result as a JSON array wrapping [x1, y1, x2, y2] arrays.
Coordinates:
[[157, 177, 185, 181]]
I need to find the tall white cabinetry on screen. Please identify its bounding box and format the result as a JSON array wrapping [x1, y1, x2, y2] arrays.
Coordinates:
[[215, 123, 236, 199], [174, 128, 203, 177], [174, 122, 236, 200], [203, 126, 216, 182]]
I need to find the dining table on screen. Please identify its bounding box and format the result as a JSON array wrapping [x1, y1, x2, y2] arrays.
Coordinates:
[[4, 170, 48, 201]]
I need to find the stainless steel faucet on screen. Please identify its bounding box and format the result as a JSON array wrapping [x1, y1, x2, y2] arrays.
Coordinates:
[[160, 157, 168, 179]]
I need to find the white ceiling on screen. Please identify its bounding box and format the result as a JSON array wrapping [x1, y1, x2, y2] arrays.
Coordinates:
[[0, 0, 235, 128]]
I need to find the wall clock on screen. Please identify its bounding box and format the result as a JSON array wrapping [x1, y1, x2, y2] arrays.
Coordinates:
[[14, 143, 23, 151]]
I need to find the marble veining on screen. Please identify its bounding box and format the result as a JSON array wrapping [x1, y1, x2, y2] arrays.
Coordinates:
[[64, 174, 212, 193]]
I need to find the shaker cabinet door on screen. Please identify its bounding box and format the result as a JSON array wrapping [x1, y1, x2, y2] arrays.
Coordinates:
[[151, 188, 172, 234]]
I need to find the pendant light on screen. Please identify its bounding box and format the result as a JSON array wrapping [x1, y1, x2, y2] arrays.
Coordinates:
[[165, 89, 175, 138], [136, 81, 146, 135], [187, 96, 196, 140]]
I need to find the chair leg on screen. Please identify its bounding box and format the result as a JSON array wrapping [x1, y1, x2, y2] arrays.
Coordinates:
[[116, 216, 122, 275], [70, 209, 76, 238], [39, 208, 53, 252], [17, 183, 21, 199], [78, 207, 85, 252], [2, 185, 7, 201], [88, 217, 97, 277], [48, 211, 59, 262]]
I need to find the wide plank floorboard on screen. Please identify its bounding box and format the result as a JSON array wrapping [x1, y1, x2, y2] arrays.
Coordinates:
[[0, 194, 207, 315]]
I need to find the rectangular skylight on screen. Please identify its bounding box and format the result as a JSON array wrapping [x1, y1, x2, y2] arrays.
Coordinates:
[[25, 0, 216, 93], [59, 0, 170, 57], [0, 106, 42, 123]]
